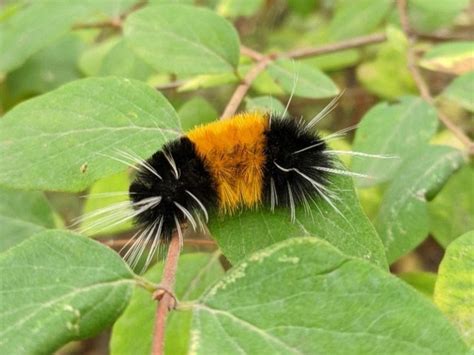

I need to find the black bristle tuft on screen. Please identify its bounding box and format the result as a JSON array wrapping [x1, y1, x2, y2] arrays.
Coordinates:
[[262, 116, 334, 209], [129, 137, 217, 244]]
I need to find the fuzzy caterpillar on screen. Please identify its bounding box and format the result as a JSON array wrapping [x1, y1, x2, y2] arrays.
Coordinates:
[[78, 95, 391, 271]]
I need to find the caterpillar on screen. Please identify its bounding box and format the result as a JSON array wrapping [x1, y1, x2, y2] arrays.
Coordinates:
[[78, 95, 386, 271]]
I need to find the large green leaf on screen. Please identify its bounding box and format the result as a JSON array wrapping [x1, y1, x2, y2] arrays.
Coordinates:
[[434, 231, 474, 347], [0, 77, 181, 191], [0, 230, 134, 354], [420, 41, 474, 75], [111, 252, 224, 355], [441, 71, 474, 112], [428, 165, 474, 248], [0, 187, 55, 251], [352, 97, 438, 187], [375, 145, 465, 263], [328, 0, 392, 40], [208, 171, 388, 269], [267, 59, 339, 99], [191, 237, 467, 354], [124, 5, 240, 75]]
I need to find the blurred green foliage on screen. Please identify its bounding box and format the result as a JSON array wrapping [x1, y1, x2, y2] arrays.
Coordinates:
[[0, 0, 472, 354]]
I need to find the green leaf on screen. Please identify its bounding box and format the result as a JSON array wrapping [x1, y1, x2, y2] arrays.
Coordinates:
[[0, 1, 86, 73], [191, 237, 467, 354], [177, 72, 238, 92], [0, 77, 181, 191], [287, 0, 318, 15], [208, 170, 388, 269], [420, 41, 474, 75], [0, 230, 134, 354], [5, 34, 82, 100], [124, 4, 240, 75], [303, 49, 360, 72], [217, 0, 264, 17], [0, 0, 135, 74], [441, 71, 474, 112], [81, 172, 132, 236], [111, 253, 224, 355], [267, 59, 339, 99], [408, 0, 470, 32], [99, 39, 155, 81], [352, 97, 439, 187], [78, 37, 121, 76], [434, 230, 474, 347], [375, 145, 465, 263], [178, 97, 218, 132], [398, 271, 437, 298], [356, 28, 417, 99], [245, 96, 286, 116], [328, 0, 392, 40], [0, 187, 55, 251], [429, 165, 474, 248]]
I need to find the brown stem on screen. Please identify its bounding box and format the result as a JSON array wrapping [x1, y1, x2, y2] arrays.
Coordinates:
[[151, 232, 181, 355], [397, 0, 474, 154], [221, 55, 274, 119], [72, 0, 146, 30], [220, 33, 387, 119], [281, 33, 386, 59]]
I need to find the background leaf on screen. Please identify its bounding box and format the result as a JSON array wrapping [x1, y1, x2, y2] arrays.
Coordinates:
[[407, 0, 470, 32], [124, 4, 240, 75], [245, 96, 286, 117], [440, 71, 474, 112], [375, 145, 465, 263], [217, 0, 264, 17], [98, 39, 155, 81], [178, 97, 218, 132], [428, 165, 474, 248], [0, 77, 181, 191], [267, 59, 339, 99], [208, 172, 387, 268], [5, 34, 83, 101], [420, 41, 474, 74], [0, 230, 134, 354], [191, 237, 467, 354], [0, 187, 55, 251], [398, 271, 437, 298], [111, 252, 224, 355], [434, 230, 474, 347], [81, 172, 132, 236], [327, 0, 392, 40], [352, 97, 439, 187]]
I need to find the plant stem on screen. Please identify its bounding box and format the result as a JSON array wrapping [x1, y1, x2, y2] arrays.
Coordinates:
[[221, 33, 387, 119], [151, 232, 181, 355], [396, 0, 474, 155]]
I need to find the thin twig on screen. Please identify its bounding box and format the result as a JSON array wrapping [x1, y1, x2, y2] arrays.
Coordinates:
[[281, 33, 387, 60], [72, 0, 146, 30], [221, 55, 275, 119], [397, 0, 474, 154], [151, 232, 181, 355], [221, 33, 387, 119]]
